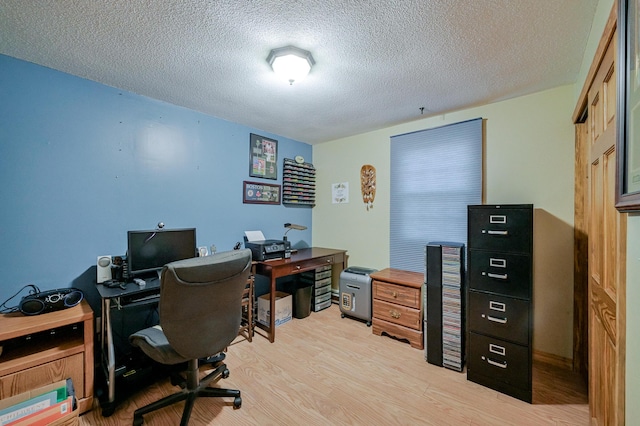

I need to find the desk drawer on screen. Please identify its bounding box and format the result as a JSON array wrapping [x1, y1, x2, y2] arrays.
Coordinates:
[[468, 291, 529, 345], [373, 281, 420, 309], [373, 299, 421, 329], [289, 256, 334, 274]]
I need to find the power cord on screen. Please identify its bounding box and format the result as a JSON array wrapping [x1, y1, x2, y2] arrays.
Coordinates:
[[0, 284, 41, 314]]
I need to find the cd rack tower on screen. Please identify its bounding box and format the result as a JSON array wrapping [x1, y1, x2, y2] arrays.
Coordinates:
[[425, 242, 465, 372]]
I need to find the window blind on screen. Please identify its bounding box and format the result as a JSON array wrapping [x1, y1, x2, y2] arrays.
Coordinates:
[[390, 118, 483, 273]]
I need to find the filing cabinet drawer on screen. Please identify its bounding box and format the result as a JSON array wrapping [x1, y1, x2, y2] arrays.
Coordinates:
[[373, 280, 421, 309], [468, 332, 530, 389], [468, 291, 530, 345], [373, 298, 421, 329], [468, 249, 531, 299], [468, 205, 533, 253]]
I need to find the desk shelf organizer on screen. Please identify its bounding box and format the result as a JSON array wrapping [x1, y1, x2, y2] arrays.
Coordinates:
[[299, 265, 332, 312], [283, 158, 316, 206]]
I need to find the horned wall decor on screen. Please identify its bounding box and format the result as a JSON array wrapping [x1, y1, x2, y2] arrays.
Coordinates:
[[360, 164, 376, 211]]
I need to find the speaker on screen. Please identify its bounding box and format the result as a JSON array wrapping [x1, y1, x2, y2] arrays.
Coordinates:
[[19, 288, 84, 316], [97, 255, 112, 283]]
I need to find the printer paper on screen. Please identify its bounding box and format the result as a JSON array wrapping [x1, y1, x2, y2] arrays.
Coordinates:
[[244, 230, 266, 242]]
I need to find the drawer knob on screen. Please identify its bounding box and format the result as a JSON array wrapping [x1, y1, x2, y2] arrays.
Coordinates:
[[389, 310, 401, 319], [391, 291, 398, 298], [296, 265, 301, 270]]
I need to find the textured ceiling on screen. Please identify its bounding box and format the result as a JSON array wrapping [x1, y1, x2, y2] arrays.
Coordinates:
[[0, 0, 599, 144]]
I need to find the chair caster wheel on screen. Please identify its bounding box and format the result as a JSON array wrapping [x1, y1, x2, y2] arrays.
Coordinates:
[[366, 321, 371, 327], [222, 368, 230, 379], [233, 396, 242, 409], [133, 415, 144, 425], [101, 404, 115, 417], [170, 373, 185, 387], [341, 313, 345, 318]]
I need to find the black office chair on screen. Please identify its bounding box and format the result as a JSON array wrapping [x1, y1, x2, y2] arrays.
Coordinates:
[[129, 249, 252, 426]]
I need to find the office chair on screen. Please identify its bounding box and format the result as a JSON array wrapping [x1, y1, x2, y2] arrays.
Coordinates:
[[129, 249, 252, 426]]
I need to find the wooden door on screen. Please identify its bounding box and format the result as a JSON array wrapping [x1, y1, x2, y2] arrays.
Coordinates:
[[587, 29, 626, 425]]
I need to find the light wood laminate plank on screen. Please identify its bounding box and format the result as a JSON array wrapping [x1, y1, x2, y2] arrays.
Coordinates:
[[80, 304, 587, 425]]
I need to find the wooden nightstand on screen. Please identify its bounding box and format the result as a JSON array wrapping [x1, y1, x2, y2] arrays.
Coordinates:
[[370, 268, 424, 349]]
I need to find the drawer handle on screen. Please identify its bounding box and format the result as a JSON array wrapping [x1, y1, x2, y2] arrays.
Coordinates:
[[489, 344, 506, 356], [487, 273, 508, 280], [485, 357, 508, 369], [482, 314, 507, 324], [489, 258, 506, 268], [487, 230, 508, 236], [389, 310, 401, 319], [490, 215, 507, 224], [489, 301, 506, 312]]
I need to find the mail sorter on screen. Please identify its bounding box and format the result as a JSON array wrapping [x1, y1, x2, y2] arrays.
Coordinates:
[[339, 267, 377, 326]]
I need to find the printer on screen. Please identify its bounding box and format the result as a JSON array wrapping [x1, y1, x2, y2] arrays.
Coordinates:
[[244, 238, 291, 261]]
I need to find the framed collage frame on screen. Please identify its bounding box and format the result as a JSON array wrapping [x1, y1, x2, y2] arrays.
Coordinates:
[[249, 133, 278, 180]]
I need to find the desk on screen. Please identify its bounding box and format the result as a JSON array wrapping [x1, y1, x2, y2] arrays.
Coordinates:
[[253, 247, 347, 342], [96, 278, 161, 415]]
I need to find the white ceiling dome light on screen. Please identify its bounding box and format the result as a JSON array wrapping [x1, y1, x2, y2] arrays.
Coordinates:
[[267, 46, 315, 85]]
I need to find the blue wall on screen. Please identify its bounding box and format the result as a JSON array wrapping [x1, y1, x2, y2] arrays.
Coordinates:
[[0, 54, 312, 309]]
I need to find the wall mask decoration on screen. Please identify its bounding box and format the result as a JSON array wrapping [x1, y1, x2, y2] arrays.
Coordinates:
[[360, 164, 376, 211]]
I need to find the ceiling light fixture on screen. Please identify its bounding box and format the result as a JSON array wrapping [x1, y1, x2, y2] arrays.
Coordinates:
[[267, 46, 315, 85]]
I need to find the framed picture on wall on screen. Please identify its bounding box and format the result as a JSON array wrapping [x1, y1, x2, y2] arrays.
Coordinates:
[[617, 0, 640, 211], [243, 181, 281, 204], [249, 133, 278, 180]]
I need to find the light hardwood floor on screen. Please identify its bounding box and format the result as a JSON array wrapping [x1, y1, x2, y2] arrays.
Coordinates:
[[80, 304, 588, 425]]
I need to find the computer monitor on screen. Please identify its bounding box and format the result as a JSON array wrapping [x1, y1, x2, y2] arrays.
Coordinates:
[[127, 228, 197, 277]]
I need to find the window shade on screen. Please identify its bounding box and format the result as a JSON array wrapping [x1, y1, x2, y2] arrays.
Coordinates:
[[390, 118, 483, 273]]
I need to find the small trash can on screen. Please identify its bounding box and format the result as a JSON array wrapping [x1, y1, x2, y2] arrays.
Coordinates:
[[293, 285, 313, 319]]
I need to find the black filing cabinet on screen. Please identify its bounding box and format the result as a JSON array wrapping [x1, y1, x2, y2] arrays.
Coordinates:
[[466, 204, 533, 403]]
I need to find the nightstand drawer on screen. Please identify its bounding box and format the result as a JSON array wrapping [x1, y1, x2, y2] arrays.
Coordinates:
[[468, 249, 531, 299], [373, 280, 420, 309], [468, 291, 530, 345], [373, 298, 421, 329]]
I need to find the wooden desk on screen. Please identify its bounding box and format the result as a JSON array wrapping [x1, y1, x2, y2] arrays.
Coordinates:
[[253, 247, 347, 342]]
